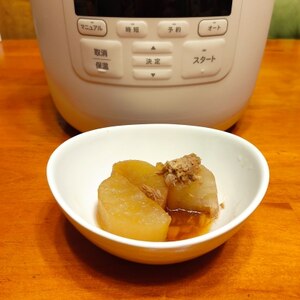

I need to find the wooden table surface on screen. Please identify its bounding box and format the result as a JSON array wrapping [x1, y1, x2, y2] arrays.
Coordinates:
[[0, 39, 299, 299]]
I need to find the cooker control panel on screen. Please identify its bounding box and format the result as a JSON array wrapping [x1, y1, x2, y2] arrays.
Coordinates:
[[63, 0, 242, 86]]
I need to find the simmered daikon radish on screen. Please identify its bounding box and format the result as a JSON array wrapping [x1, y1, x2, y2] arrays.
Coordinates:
[[112, 160, 168, 208], [158, 154, 219, 218], [98, 173, 171, 241]]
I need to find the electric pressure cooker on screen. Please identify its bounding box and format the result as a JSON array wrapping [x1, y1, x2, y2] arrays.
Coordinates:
[[30, 0, 274, 131]]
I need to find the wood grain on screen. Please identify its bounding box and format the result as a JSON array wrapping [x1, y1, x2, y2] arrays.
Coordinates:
[[0, 39, 299, 299]]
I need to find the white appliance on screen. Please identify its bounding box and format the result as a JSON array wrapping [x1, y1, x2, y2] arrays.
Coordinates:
[[30, 0, 274, 131]]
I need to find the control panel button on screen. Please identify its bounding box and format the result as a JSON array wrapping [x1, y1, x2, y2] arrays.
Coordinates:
[[77, 19, 107, 36], [132, 56, 173, 67], [158, 21, 189, 38], [117, 21, 148, 38], [198, 19, 228, 36], [133, 69, 172, 80], [132, 41, 173, 54], [80, 39, 123, 78], [182, 39, 225, 79]]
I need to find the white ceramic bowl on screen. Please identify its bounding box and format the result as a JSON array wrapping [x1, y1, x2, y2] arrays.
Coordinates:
[[47, 124, 269, 264]]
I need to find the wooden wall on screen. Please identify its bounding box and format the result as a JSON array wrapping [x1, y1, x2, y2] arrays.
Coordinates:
[[0, 0, 36, 39]]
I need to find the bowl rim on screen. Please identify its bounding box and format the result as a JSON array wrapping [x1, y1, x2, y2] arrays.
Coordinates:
[[46, 124, 270, 249]]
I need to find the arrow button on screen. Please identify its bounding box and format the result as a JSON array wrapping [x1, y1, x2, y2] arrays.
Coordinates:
[[133, 69, 172, 80], [132, 42, 173, 53]]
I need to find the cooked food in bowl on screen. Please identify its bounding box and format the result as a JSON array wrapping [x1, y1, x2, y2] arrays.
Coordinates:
[[97, 153, 220, 242]]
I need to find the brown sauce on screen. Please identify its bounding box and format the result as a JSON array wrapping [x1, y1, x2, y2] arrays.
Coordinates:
[[166, 208, 212, 241], [97, 207, 212, 242]]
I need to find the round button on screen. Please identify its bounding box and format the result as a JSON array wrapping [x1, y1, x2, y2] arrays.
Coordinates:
[[158, 21, 189, 38], [117, 21, 148, 38]]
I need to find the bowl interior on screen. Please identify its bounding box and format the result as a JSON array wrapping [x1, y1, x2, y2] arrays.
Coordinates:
[[47, 125, 269, 242]]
